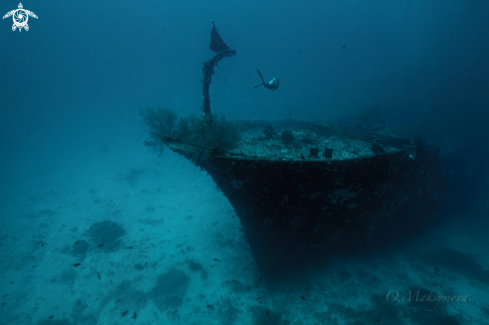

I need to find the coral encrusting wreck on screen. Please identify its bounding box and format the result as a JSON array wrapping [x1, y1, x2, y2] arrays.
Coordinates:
[[163, 120, 446, 277], [145, 23, 447, 278]]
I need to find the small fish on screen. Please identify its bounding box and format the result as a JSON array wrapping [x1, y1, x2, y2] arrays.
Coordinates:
[[121, 310, 128, 317], [300, 296, 305, 301], [73, 263, 81, 267], [259, 276, 262, 281], [132, 312, 137, 320], [2, 294, 8, 298], [301, 153, 305, 160], [128, 246, 133, 249], [220, 295, 223, 300], [98, 243, 104, 248], [1, 302, 6, 306], [341, 46, 346, 49], [255, 297, 260, 300], [266, 309, 270, 316], [74, 240, 80, 246], [298, 49, 301, 53], [213, 258, 220, 262], [435, 266, 439, 274], [41, 242, 44, 247], [97, 274, 101, 280], [48, 315, 54, 320]]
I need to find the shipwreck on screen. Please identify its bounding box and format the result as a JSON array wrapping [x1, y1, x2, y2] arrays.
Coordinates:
[[143, 23, 447, 278]]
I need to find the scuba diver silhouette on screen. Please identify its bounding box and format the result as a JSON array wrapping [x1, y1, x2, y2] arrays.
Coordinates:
[[253, 69, 279, 91]]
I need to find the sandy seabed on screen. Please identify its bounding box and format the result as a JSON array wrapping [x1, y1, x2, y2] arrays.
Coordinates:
[[1, 121, 489, 325]]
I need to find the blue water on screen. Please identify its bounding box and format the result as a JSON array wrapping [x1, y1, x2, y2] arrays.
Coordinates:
[[1, 0, 489, 324]]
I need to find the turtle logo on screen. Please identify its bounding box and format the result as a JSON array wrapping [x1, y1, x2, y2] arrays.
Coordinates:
[[3, 3, 37, 32]]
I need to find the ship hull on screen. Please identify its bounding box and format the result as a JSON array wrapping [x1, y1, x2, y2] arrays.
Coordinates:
[[165, 123, 446, 278]]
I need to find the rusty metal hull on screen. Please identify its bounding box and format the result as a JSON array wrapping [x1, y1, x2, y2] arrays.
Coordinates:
[[165, 124, 446, 277]]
